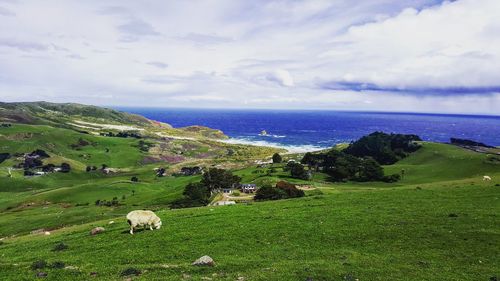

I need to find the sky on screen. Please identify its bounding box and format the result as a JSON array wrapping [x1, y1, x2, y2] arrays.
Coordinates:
[[0, 0, 500, 115]]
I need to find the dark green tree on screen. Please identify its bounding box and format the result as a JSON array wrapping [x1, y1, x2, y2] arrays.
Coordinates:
[[272, 153, 282, 164], [60, 163, 71, 173], [201, 168, 241, 193], [288, 162, 310, 180], [356, 157, 384, 181]]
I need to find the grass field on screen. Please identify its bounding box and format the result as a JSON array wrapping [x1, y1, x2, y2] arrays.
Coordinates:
[[0, 122, 499, 280]]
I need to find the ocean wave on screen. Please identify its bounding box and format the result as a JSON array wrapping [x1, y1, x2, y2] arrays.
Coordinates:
[[262, 134, 286, 138], [222, 138, 327, 153]]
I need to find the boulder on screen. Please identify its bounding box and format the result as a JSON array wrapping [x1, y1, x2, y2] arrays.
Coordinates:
[[192, 255, 214, 267], [90, 227, 105, 236]]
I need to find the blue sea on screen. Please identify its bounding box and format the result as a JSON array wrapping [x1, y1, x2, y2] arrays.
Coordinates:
[[118, 108, 500, 152]]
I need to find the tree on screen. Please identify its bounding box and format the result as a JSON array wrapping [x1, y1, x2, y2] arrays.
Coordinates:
[[288, 162, 310, 180], [183, 182, 210, 203], [201, 168, 241, 193], [301, 152, 322, 170], [275, 181, 305, 198], [131, 176, 139, 182], [272, 153, 282, 164], [356, 157, 384, 182], [255, 181, 305, 201], [344, 132, 421, 165], [254, 185, 287, 201], [171, 182, 211, 208], [60, 163, 71, 173]]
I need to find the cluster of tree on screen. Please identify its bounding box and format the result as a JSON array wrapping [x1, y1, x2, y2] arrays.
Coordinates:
[[70, 138, 91, 150], [99, 131, 142, 139], [30, 149, 51, 158], [86, 165, 98, 172], [450, 138, 493, 148], [1, 123, 12, 127], [86, 164, 110, 173], [179, 166, 203, 176], [95, 197, 119, 207], [137, 140, 154, 152], [171, 168, 241, 209], [284, 161, 311, 180], [254, 181, 305, 201], [343, 132, 421, 165], [302, 149, 399, 182]]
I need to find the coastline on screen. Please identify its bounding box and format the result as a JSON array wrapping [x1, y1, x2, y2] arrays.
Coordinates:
[[221, 138, 327, 154]]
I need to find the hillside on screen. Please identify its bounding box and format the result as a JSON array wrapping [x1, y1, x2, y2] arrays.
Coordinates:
[[0, 127, 499, 280], [0, 103, 498, 280], [0, 102, 227, 140]]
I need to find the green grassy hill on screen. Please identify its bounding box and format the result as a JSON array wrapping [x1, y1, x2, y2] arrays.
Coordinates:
[[0, 127, 498, 280]]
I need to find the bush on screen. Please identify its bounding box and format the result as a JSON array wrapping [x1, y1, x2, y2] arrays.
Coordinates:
[[50, 261, 65, 269], [276, 181, 305, 198], [382, 174, 401, 183], [131, 176, 139, 182], [255, 181, 305, 201], [254, 185, 287, 201], [121, 267, 141, 276], [52, 242, 68, 252], [31, 260, 47, 270], [232, 190, 240, 196]]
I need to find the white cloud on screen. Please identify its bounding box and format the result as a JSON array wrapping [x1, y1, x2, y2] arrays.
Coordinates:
[[0, 0, 499, 115]]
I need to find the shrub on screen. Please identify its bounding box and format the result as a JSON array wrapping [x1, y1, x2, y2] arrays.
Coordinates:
[[382, 174, 401, 183], [255, 182, 305, 201], [131, 176, 139, 182], [50, 261, 65, 269], [52, 242, 68, 252], [121, 268, 141, 276], [31, 260, 47, 270], [275, 181, 305, 198], [254, 185, 287, 201], [232, 190, 240, 196]]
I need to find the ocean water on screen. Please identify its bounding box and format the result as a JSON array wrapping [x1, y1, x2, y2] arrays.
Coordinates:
[[118, 108, 500, 152]]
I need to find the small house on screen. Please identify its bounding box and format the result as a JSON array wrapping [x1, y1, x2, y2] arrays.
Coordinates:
[[222, 188, 232, 194], [240, 184, 257, 193]]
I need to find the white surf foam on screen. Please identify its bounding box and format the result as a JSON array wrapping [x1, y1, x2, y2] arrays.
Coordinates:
[[222, 138, 326, 154]]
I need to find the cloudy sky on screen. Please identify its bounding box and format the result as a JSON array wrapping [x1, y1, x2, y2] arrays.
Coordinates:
[[1, 0, 499, 115]]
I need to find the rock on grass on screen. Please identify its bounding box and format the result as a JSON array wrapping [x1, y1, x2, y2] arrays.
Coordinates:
[[90, 227, 105, 235], [192, 255, 215, 267]]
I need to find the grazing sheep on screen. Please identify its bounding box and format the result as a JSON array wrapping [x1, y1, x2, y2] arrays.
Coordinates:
[[483, 175, 492, 181], [126, 210, 162, 235]]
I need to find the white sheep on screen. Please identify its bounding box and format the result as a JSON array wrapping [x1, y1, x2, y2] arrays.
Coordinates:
[[483, 175, 492, 181], [126, 210, 162, 235]]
